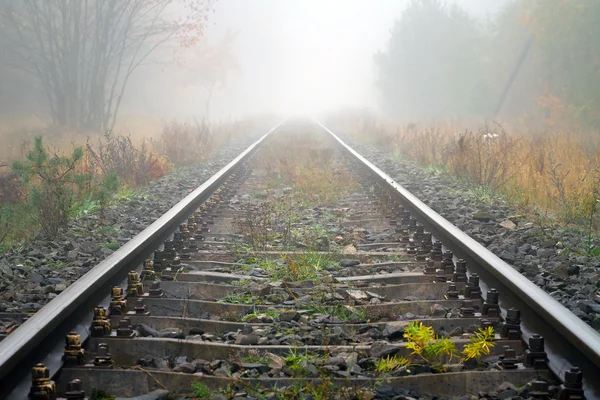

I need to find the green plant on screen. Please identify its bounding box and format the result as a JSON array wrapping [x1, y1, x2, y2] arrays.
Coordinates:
[[461, 326, 495, 362], [283, 349, 315, 376], [305, 303, 367, 322], [12, 137, 86, 237], [217, 292, 256, 304], [102, 241, 120, 250], [191, 381, 212, 399], [374, 355, 410, 373], [403, 321, 457, 371], [89, 390, 115, 400], [403, 321, 495, 371], [241, 309, 280, 322]]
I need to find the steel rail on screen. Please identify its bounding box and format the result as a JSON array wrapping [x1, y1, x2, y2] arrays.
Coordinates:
[[0, 121, 284, 386], [317, 121, 600, 369]]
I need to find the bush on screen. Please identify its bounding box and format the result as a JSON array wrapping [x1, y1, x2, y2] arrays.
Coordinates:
[[154, 120, 213, 165], [12, 137, 86, 237], [86, 131, 171, 187]]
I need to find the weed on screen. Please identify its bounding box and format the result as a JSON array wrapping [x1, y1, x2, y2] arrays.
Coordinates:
[[89, 390, 115, 400], [461, 326, 495, 362], [423, 164, 449, 175], [240, 309, 279, 322], [374, 355, 410, 373], [403, 321, 495, 370], [191, 382, 212, 399], [47, 260, 68, 270], [283, 349, 314, 376], [12, 137, 86, 237], [218, 292, 256, 304], [305, 303, 367, 322], [403, 321, 457, 371], [468, 185, 496, 203], [102, 241, 120, 251], [240, 350, 270, 365]]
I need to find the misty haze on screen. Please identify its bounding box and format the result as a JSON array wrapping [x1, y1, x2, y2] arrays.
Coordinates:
[[0, 0, 600, 399]]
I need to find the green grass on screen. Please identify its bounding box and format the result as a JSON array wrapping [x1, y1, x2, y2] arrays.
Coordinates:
[[191, 382, 212, 398], [47, 260, 69, 269], [467, 185, 496, 203], [102, 241, 120, 250], [374, 355, 410, 373], [304, 303, 367, 322], [217, 292, 257, 304], [241, 309, 280, 322], [423, 164, 449, 175], [89, 390, 116, 400]]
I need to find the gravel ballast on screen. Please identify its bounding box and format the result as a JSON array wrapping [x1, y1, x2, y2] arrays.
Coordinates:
[[345, 140, 600, 333], [0, 135, 261, 319]]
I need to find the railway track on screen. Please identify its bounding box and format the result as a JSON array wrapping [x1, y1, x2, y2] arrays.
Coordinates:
[[0, 119, 599, 399]]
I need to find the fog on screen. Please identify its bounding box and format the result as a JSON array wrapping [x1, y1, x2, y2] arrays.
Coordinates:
[[1, 0, 592, 129], [124, 0, 509, 120]]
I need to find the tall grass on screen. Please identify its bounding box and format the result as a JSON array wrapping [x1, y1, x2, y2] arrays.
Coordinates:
[[0, 117, 251, 251], [330, 112, 600, 225]]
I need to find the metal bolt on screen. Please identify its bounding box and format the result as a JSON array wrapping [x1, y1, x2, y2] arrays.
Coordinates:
[[460, 300, 475, 317], [453, 259, 467, 282], [109, 286, 127, 316], [29, 363, 56, 400], [94, 343, 114, 368], [424, 260, 436, 275], [149, 281, 163, 298], [116, 318, 134, 338], [556, 367, 585, 400], [64, 379, 85, 399], [482, 288, 500, 318], [525, 334, 548, 369], [62, 332, 85, 366], [134, 298, 149, 315], [501, 307, 521, 340], [91, 306, 111, 337], [435, 269, 447, 283], [446, 283, 459, 299], [127, 271, 143, 297], [530, 380, 550, 400], [499, 346, 518, 369], [465, 273, 481, 299]]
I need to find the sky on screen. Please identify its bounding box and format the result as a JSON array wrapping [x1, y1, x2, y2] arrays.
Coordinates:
[[125, 0, 509, 121]]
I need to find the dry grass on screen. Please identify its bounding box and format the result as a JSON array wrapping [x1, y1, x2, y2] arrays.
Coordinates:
[[329, 112, 600, 224], [258, 128, 358, 206], [0, 114, 255, 250]]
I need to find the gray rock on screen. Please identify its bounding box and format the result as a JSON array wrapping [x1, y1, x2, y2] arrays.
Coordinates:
[[158, 328, 183, 338], [431, 303, 447, 317], [382, 323, 404, 340], [370, 341, 399, 358], [279, 311, 300, 322], [235, 334, 259, 345], [172, 362, 196, 373], [136, 324, 159, 337], [340, 259, 360, 267]]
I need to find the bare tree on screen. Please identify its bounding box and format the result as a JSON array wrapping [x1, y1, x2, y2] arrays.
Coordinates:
[[181, 29, 239, 120], [0, 0, 213, 130]]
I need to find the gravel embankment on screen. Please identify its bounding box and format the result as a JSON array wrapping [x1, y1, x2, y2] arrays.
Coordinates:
[[0, 136, 259, 317], [348, 141, 600, 332]]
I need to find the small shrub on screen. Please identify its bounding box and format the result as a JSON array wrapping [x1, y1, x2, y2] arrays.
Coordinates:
[[86, 131, 170, 187], [191, 382, 211, 399], [12, 137, 86, 237], [374, 355, 410, 373], [461, 325, 495, 362], [154, 120, 213, 165]]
